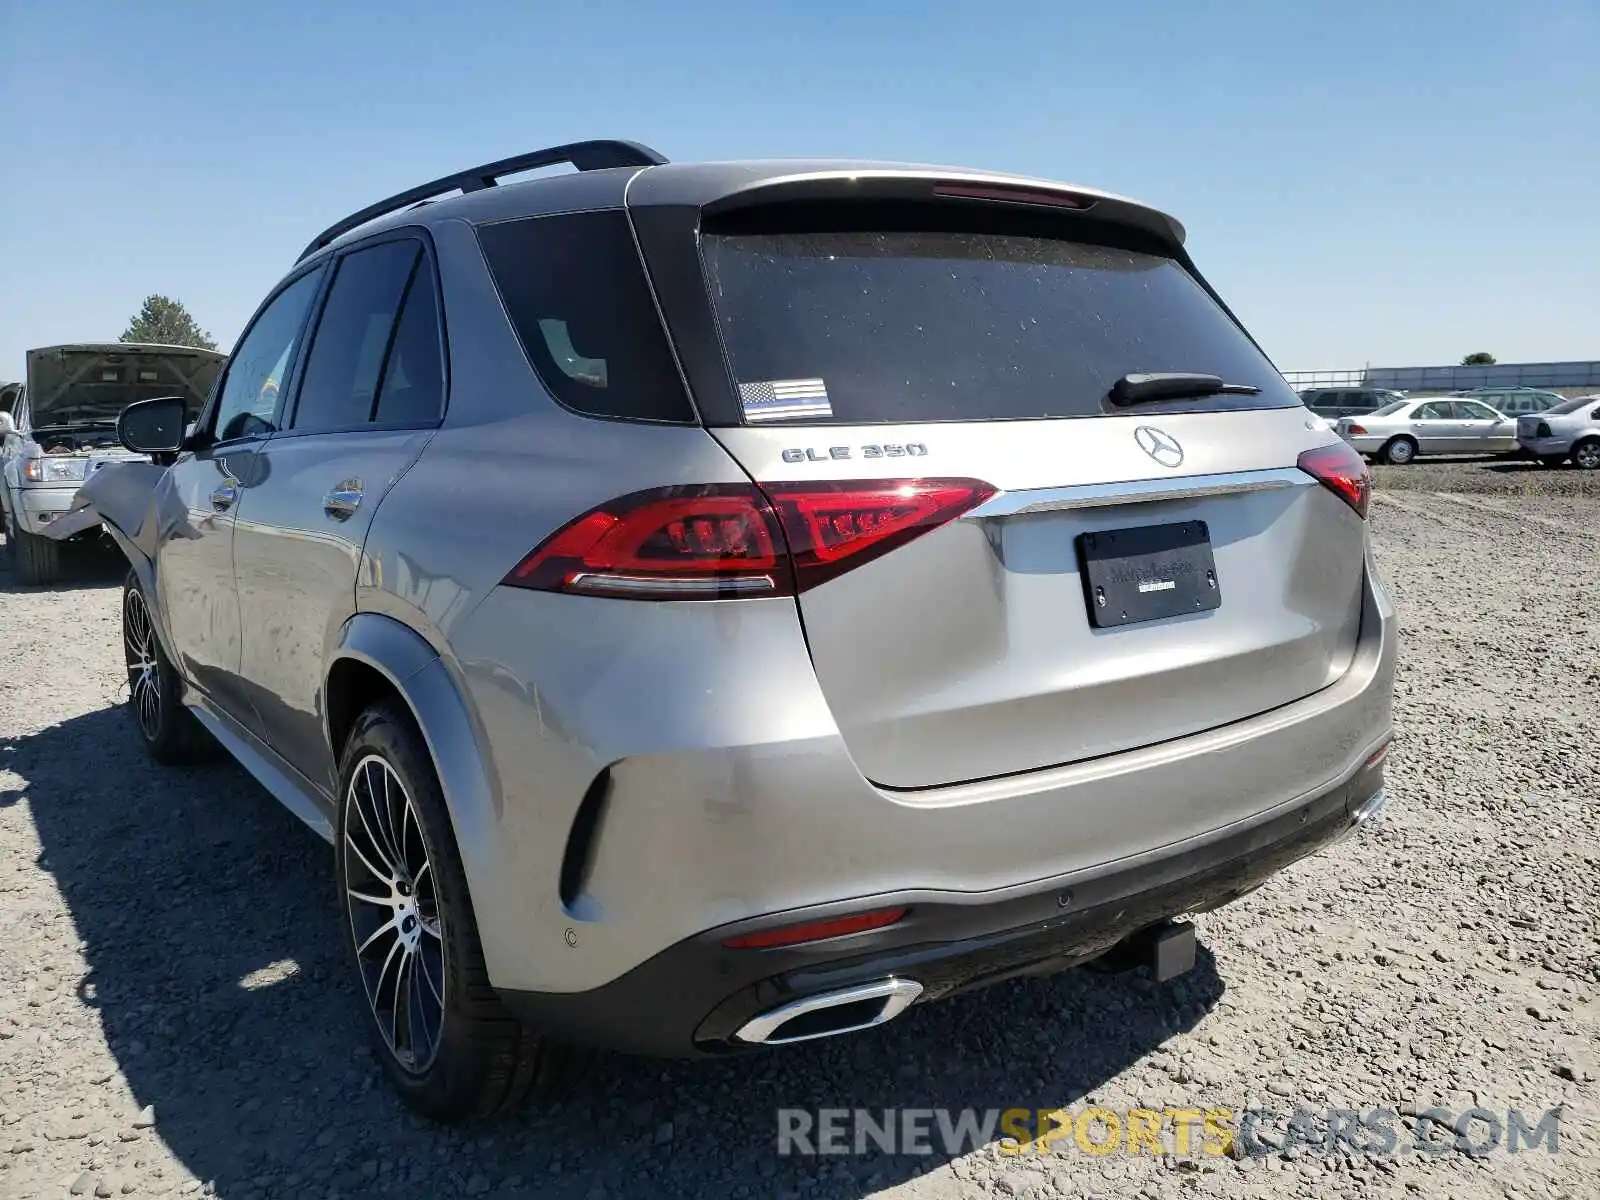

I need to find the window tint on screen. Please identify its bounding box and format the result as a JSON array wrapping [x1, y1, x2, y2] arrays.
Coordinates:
[[700, 229, 1301, 424], [292, 240, 420, 432], [374, 264, 445, 426], [213, 270, 322, 442], [476, 210, 693, 422], [1545, 395, 1593, 416]]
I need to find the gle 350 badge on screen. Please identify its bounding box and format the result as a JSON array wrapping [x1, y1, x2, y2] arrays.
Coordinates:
[[781, 442, 929, 463]]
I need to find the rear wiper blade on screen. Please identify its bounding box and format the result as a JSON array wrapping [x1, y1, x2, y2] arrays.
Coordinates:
[[1109, 372, 1262, 406]]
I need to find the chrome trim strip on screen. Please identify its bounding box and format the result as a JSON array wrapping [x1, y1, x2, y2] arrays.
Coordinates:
[[734, 977, 923, 1045], [567, 572, 776, 595], [965, 467, 1309, 518]]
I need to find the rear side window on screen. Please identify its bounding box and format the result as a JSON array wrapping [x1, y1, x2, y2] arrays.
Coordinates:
[[293, 240, 420, 432], [477, 210, 693, 423], [699, 229, 1301, 425]]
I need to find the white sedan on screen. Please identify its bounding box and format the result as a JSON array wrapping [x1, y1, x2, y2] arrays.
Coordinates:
[[1334, 397, 1517, 465]]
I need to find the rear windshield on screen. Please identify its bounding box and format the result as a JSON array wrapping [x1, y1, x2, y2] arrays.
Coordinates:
[[1545, 395, 1595, 415], [1370, 400, 1409, 417], [699, 229, 1301, 425]]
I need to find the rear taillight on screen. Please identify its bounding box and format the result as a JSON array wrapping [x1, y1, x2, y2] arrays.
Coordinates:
[[1297, 442, 1371, 519], [1536, 422, 1552, 438], [1346, 423, 1368, 436], [502, 478, 996, 600]]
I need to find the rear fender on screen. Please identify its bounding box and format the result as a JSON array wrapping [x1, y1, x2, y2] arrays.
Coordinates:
[[329, 614, 511, 976]]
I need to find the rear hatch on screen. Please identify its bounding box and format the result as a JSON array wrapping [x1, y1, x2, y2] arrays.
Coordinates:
[[24, 343, 224, 432], [636, 186, 1372, 789]]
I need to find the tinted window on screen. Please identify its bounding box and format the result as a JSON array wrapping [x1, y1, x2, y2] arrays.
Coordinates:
[[293, 240, 420, 432], [1545, 395, 1593, 416], [1415, 402, 1451, 419], [213, 270, 322, 442], [700, 229, 1301, 424], [476, 210, 692, 422], [374, 264, 445, 426]]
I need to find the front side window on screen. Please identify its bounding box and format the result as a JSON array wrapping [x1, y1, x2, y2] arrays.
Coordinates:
[[699, 227, 1302, 425], [212, 271, 323, 442]]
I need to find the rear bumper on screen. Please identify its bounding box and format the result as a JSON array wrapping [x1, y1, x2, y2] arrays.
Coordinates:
[[1517, 435, 1572, 456], [499, 749, 1389, 1057]]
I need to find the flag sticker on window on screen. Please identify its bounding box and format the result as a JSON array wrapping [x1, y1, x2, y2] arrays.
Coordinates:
[[738, 378, 833, 422]]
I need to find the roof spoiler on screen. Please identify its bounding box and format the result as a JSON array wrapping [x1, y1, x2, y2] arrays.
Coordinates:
[[296, 139, 668, 263]]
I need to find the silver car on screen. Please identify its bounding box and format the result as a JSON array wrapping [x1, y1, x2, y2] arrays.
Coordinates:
[[1516, 395, 1600, 469], [1334, 396, 1518, 464], [0, 344, 223, 583], [58, 141, 1396, 1122]]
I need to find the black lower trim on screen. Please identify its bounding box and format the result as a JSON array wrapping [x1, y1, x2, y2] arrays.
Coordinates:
[[498, 758, 1385, 1058]]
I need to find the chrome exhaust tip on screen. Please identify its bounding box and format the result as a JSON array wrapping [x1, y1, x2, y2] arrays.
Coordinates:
[[1335, 787, 1389, 843], [734, 978, 923, 1046]]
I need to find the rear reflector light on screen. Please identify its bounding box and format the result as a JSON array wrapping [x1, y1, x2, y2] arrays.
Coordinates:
[[1364, 739, 1391, 770], [503, 479, 996, 600], [722, 907, 908, 949], [1297, 442, 1371, 519]]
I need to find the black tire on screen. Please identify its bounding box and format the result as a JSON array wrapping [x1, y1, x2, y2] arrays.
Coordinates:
[[1571, 439, 1600, 471], [335, 701, 588, 1123], [1379, 437, 1418, 466], [121, 571, 213, 765], [8, 509, 64, 585]]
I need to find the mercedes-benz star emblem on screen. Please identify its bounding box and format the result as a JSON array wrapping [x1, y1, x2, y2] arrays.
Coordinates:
[[1134, 425, 1184, 468]]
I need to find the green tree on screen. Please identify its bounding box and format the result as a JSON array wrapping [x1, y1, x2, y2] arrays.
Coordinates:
[[120, 295, 217, 351], [1460, 351, 1497, 366]]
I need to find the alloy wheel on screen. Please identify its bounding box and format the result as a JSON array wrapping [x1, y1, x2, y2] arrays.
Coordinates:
[[123, 587, 162, 740], [1574, 442, 1600, 470], [343, 754, 446, 1075]]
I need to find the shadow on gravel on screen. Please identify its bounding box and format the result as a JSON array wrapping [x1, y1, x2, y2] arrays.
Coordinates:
[[4, 704, 1223, 1200]]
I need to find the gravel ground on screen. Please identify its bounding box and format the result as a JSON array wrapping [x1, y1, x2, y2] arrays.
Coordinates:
[[2, 459, 1596, 1200]]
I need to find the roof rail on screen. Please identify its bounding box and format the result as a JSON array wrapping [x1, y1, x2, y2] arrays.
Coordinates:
[[295, 139, 668, 262]]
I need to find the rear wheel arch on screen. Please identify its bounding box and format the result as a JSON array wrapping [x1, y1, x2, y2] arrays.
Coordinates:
[[325, 614, 508, 971]]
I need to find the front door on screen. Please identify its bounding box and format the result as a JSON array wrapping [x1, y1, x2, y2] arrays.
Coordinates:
[[155, 268, 324, 725], [233, 234, 446, 798]]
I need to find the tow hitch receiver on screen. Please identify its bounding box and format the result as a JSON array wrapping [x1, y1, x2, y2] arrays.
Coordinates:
[[1094, 919, 1198, 982]]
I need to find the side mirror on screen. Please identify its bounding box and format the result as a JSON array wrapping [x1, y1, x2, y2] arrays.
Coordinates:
[[118, 395, 189, 455]]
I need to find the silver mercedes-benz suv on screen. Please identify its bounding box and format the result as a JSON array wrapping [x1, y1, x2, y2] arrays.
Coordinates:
[[67, 140, 1395, 1122]]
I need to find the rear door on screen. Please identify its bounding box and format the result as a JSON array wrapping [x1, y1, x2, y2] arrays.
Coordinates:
[[649, 208, 1369, 789], [1406, 401, 1457, 455], [232, 233, 445, 797]]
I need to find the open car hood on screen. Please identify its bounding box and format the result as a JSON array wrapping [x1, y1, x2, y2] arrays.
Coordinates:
[[24, 343, 224, 428]]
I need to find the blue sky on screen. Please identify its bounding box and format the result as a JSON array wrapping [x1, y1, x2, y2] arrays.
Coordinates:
[[2, 0, 1596, 378]]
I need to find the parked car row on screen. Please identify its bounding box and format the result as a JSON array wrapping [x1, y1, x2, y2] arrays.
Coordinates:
[[1300, 384, 1600, 467]]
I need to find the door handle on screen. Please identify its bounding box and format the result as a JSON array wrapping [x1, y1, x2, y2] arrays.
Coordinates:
[[323, 479, 363, 521], [209, 482, 238, 511]]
